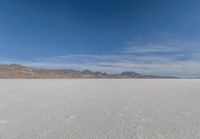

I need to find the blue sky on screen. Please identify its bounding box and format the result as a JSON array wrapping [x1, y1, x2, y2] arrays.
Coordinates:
[[1, 0, 200, 77]]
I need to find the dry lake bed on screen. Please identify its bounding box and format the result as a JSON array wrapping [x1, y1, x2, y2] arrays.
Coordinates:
[[0, 79, 200, 139]]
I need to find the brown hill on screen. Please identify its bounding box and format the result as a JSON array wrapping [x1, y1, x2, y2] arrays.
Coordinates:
[[0, 64, 177, 79]]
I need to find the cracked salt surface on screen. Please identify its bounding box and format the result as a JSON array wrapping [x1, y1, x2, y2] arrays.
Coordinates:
[[0, 79, 200, 139]]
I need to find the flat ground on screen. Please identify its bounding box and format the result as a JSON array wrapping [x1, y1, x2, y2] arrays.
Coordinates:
[[0, 79, 200, 139]]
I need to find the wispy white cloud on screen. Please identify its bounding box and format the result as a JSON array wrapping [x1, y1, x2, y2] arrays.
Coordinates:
[[121, 42, 180, 54]]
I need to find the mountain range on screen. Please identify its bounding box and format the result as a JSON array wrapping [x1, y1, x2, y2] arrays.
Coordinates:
[[0, 64, 176, 79]]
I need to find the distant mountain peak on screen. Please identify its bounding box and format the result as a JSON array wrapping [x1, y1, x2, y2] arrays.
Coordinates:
[[8, 64, 26, 68], [120, 71, 142, 77]]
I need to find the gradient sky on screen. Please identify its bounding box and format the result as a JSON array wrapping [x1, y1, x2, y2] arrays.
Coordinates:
[[1, 0, 200, 77]]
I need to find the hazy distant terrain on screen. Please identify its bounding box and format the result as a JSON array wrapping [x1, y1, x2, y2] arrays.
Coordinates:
[[0, 64, 176, 78], [0, 79, 200, 138]]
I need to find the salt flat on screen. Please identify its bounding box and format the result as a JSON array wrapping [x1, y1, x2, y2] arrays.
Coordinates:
[[0, 79, 200, 139]]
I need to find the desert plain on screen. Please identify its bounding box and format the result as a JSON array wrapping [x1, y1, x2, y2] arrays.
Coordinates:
[[0, 79, 200, 139]]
